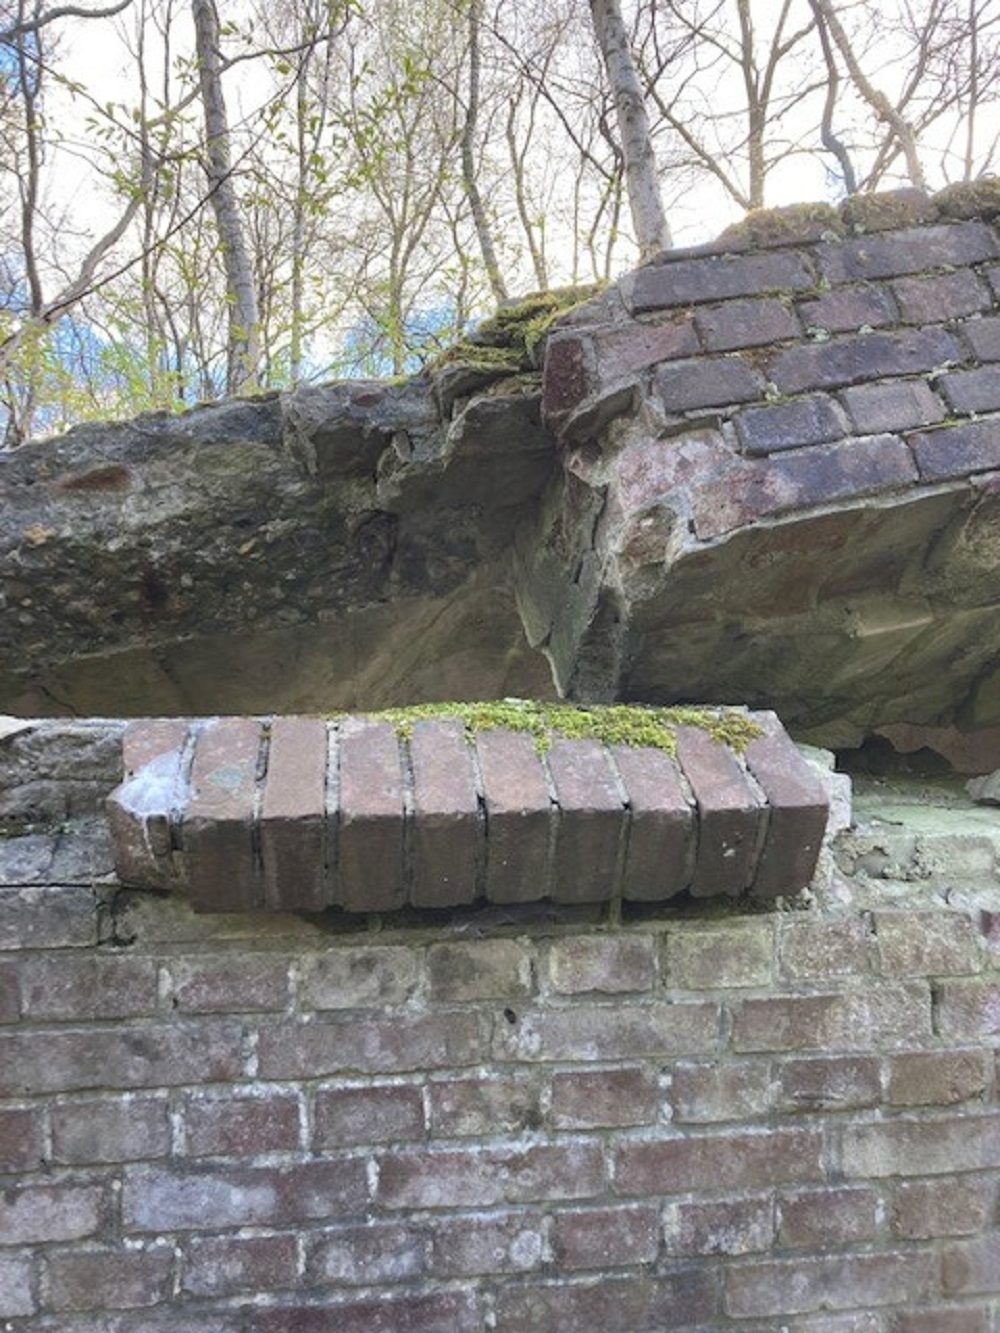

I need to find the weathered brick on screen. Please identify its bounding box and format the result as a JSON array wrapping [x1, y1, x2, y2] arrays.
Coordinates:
[[493, 1000, 718, 1063], [184, 1091, 301, 1155], [0, 961, 19, 1023], [736, 394, 844, 455], [941, 1234, 1000, 1294], [615, 1128, 823, 1195], [892, 269, 990, 322], [962, 313, 1000, 361], [428, 938, 532, 1001], [550, 1066, 659, 1129], [894, 1310, 991, 1333], [843, 1113, 1000, 1177], [798, 283, 897, 333], [258, 1012, 484, 1079], [748, 720, 828, 896], [182, 1233, 299, 1296], [409, 718, 481, 908], [891, 1174, 993, 1239], [546, 738, 624, 903], [816, 222, 997, 282], [123, 1160, 368, 1232], [663, 1194, 773, 1256], [778, 1186, 879, 1247], [428, 1074, 541, 1136], [692, 435, 918, 542], [934, 979, 1000, 1038], [910, 419, 1000, 480], [696, 297, 800, 351], [656, 356, 761, 412], [547, 933, 656, 994], [254, 1291, 479, 1333], [612, 745, 693, 900], [543, 332, 591, 420], [0, 1181, 105, 1245], [377, 1141, 605, 1208], [183, 717, 263, 912], [552, 1203, 659, 1269], [631, 249, 813, 310], [775, 1055, 881, 1113], [726, 1251, 936, 1318], [166, 954, 290, 1012], [308, 1222, 427, 1285], [671, 1059, 773, 1123], [842, 380, 945, 434], [0, 1254, 34, 1318], [45, 1244, 173, 1311], [940, 365, 1000, 414], [779, 917, 876, 980], [666, 922, 773, 988], [875, 910, 982, 976], [51, 1095, 171, 1164], [887, 1050, 987, 1106], [301, 945, 420, 1010], [0, 885, 95, 950], [110, 720, 188, 890], [0, 1106, 43, 1172], [0, 1020, 243, 1096], [314, 1084, 425, 1147], [674, 726, 764, 895], [732, 982, 930, 1052], [769, 328, 959, 393], [336, 718, 405, 912], [260, 715, 328, 912], [475, 728, 551, 904], [493, 1271, 721, 1332], [431, 1211, 544, 1276], [17, 954, 157, 1021], [593, 316, 699, 380]]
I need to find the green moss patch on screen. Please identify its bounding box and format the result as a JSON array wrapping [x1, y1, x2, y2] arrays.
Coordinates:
[[342, 698, 761, 756], [718, 202, 844, 248]]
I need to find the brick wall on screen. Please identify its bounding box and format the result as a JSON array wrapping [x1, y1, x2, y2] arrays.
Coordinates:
[[3, 863, 1000, 1329]]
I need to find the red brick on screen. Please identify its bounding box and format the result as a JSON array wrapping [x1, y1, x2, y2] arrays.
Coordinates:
[[430, 1211, 544, 1276], [842, 380, 945, 434], [184, 1091, 301, 1155], [0, 1106, 43, 1171], [18, 954, 158, 1021], [377, 1141, 605, 1209], [314, 1084, 425, 1147], [726, 1251, 936, 1318], [336, 718, 405, 912], [427, 938, 532, 1001], [779, 918, 875, 980], [732, 982, 930, 1052], [428, 1074, 541, 1136], [307, 1222, 427, 1285], [615, 1128, 823, 1195], [0, 886, 95, 950], [0, 1181, 105, 1244], [663, 1194, 774, 1256], [551, 1066, 659, 1129], [260, 716, 329, 911], [843, 1113, 1000, 1177], [0, 1020, 243, 1096], [122, 717, 189, 775], [657, 356, 761, 412], [167, 954, 290, 1012], [894, 1311, 990, 1333], [475, 729, 551, 903], [301, 945, 420, 1010], [593, 317, 699, 383], [183, 717, 263, 912], [51, 1095, 170, 1164], [182, 1233, 299, 1296], [45, 1244, 173, 1311], [940, 365, 1000, 414], [123, 1159, 368, 1231], [736, 394, 845, 455], [551, 1203, 659, 1269], [493, 1000, 718, 1063], [612, 745, 693, 900], [778, 1186, 878, 1247], [631, 249, 813, 310], [770, 327, 959, 393], [671, 1059, 773, 1123], [254, 1292, 479, 1333], [887, 1050, 988, 1106], [409, 718, 480, 907], [696, 297, 800, 351], [258, 1013, 484, 1079], [892, 268, 990, 322], [941, 1234, 1000, 1294], [0, 1254, 33, 1318], [667, 921, 773, 988], [910, 420, 1000, 482], [816, 222, 997, 281], [675, 726, 764, 895], [546, 738, 624, 903], [547, 934, 656, 994], [775, 1055, 881, 1113], [493, 1271, 721, 1331], [935, 979, 1000, 1039], [891, 1175, 993, 1240], [798, 283, 897, 333], [543, 332, 591, 420], [111, 720, 189, 889], [962, 314, 1000, 361]]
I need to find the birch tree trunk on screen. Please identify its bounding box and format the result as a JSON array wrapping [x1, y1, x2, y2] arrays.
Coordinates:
[[191, 0, 261, 393], [461, 0, 507, 301], [589, 0, 671, 261]]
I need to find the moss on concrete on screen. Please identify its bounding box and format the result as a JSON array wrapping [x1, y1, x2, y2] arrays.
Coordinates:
[[344, 698, 762, 756]]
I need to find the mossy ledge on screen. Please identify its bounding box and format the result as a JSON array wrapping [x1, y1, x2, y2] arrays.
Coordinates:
[[339, 698, 762, 756]]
